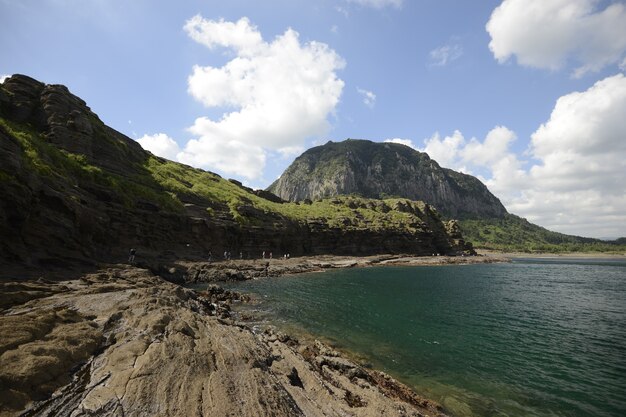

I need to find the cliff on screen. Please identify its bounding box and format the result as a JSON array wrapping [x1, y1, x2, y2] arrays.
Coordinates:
[[0, 75, 474, 276], [267, 139, 508, 219]]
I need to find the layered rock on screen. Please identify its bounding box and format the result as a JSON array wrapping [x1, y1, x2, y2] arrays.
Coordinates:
[[268, 139, 508, 219], [0, 267, 448, 417], [0, 75, 474, 276]]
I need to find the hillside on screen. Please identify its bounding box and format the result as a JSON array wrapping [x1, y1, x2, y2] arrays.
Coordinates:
[[267, 139, 508, 219], [0, 75, 474, 275], [459, 214, 626, 253], [268, 139, 625, 253]]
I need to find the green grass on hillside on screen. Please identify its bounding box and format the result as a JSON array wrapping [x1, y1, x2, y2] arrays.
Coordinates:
[[460, 215, 626, 253], [0, 117, 438, 233], [0, 117, 183, 211], [5, 114, 621, 254], [145, 158, 432, 231]]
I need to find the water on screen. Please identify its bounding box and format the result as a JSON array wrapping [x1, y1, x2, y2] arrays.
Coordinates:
[[216, 258, 626, 417]]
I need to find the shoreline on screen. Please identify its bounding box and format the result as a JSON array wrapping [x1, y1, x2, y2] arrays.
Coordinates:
[[477, 249, 626, 258], [1, 263, 452, 417], [3, 253, 620, 416], [181, 253, 511, 284]]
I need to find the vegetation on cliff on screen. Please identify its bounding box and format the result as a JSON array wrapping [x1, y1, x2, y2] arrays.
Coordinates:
[[0, 75, 474, 273], [267, 139, 508, 219], [459, 215, 626, 253], [268, 139, 625, 253]]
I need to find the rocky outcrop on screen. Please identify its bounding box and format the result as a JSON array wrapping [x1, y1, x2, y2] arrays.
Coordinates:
[[267, 139, 508, 219], [0, 267, 448, 417], [0, 75, 474, 276], [182, 254, 508, 284]]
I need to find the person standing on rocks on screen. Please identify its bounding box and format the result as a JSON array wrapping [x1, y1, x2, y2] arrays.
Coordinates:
[[128, 248, 136, 264]]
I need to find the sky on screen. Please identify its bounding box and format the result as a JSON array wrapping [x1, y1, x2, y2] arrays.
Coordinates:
[[1, 0, 625, 239]]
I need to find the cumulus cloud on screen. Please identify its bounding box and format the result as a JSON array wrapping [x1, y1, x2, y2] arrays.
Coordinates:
[[276, 146, 306, 159], [515, 74, 626, 235], [429, 44, 463, 67], [0, 74, 11, 83], [137, 133, 181, 161], [486, 0, 626, 77], [178, 139, 266, 179], [389, 74, 626, 237], [344, 0, 403, 9], [357, 87, 376, 108], [421, 130, 467, 171], [179, 16, 345, 179]]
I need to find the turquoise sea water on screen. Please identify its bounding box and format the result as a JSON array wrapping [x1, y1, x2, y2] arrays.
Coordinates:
[[219, 258, 626, 417]]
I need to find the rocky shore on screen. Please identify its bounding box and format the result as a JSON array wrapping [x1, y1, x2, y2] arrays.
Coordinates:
[[0, 262, 458, 417], [0, 254, 509, 417], [182, 253, 510, 283]]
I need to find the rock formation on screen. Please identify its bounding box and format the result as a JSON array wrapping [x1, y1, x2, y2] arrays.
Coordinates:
[[0, 75, 474, 277], [0, 267, 448, 417], [267, 139, 508, 219]]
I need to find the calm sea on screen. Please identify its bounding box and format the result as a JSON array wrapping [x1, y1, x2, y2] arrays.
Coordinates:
[[218, 258, 626, 417]]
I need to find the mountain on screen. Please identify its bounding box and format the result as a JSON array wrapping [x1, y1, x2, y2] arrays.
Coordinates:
[[459, 214, 626, 253], [269, 140, 626, 253], [268, 139, 508, 219], [0, 75, 474, 275]]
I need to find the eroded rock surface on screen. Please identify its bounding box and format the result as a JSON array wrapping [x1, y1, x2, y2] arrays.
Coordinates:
[[0, 267, 447, 417], [268, 139, 508, 219], [0, 75, 475, 278]]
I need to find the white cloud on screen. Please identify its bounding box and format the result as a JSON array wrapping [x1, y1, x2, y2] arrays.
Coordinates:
[[184, 16, 262, 57], [421, 130, 467, 171], [429, 44, 463, 67], [0, 74, 11, 83], [513, 74, 626, 236], [398, 74, 626, 238], [344, 0, 403, 9], [178, 139, 266, 179], [335, 6, 350, 18], [137, 133, 181, 161], [180, 16, 345, 179], [384, 138, 416, 149], [486, 0, 626, 77], [357, 87, 376, 108], [462, 126, 516, 167], [276, 145, 306, 159]]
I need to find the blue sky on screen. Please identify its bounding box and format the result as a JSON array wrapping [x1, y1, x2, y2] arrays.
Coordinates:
[[1, 0, 625, 238]]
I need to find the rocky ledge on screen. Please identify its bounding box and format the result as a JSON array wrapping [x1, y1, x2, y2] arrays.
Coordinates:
[[0, 267, 448, 417], [182, 253, 509, 283]]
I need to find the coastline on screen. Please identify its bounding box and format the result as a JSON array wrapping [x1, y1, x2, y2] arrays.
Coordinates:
[[476, 249, 626, 258], [181, 253, 511, 284], [2, 252, 620, 416], [1, 261, 453, 417]]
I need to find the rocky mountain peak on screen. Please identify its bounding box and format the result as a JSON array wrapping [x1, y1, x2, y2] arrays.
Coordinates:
[[268, 139, 508, 219]]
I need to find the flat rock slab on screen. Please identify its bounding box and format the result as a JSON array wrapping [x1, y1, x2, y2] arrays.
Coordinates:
[[0, 266, 448, 417]]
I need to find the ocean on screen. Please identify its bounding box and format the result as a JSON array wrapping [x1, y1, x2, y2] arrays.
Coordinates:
[[219, 258, 626, 417]]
